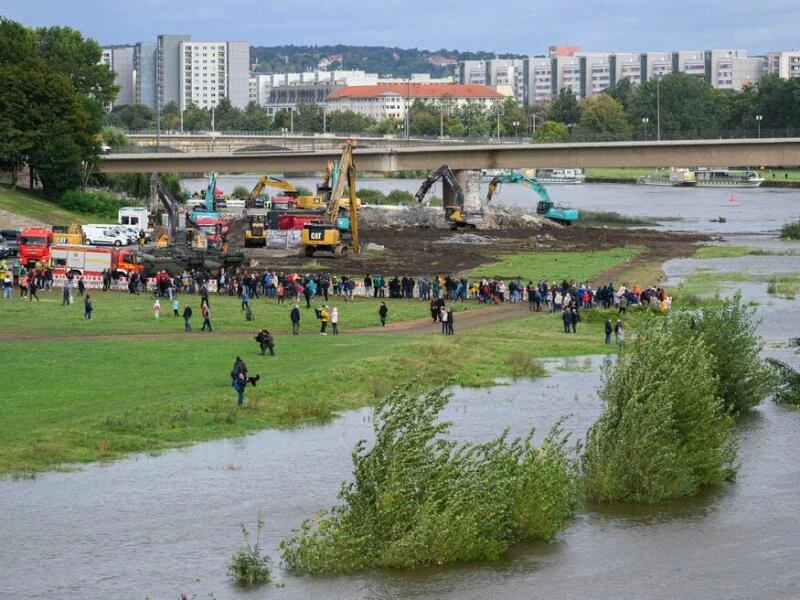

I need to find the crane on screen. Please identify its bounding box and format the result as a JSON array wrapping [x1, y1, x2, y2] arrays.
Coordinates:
[[299, 139, 360, 258], [486, 172, 579, 225], [415, 165, 483, 229]]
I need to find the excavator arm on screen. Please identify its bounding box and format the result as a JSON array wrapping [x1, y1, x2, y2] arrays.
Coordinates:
[[150, 173, 181, 241], [248, 176, 297, 208], [415, 165, 466, 209], [486, 173, 578, 224]]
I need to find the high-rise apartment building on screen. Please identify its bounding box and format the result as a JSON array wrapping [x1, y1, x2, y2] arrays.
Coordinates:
[[134, 42, 157, 108], [100, 47, 135, 106], [458, 59, 525, 105], [179, 41, 250, 110], [766, 50, 800, 79]]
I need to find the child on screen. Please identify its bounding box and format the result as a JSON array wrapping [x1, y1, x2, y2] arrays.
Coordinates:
[[172, 297, 180, 317], [153, 298, 161, 319], [379, 301, 388, 327]]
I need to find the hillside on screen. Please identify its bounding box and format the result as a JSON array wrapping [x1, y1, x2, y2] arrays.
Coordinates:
[[250, 44, 527, 78]]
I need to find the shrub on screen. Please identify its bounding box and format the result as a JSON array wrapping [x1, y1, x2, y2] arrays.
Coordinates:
[[695, 292, 776, 413], [59, 190, 122, 219], [232, 185, 250, 199], [229, 513, 271, 587], [779, 218, 800, 240], [355, 188, 386, 204], [280, 385, 580, 573], [582, 315, 737, 503], [385, 189, 415, 205]]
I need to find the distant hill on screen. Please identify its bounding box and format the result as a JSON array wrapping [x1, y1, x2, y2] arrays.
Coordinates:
[[250, 45, 526, 78]]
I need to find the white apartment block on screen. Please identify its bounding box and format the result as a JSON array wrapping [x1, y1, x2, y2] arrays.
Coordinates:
[[766, 51, 800, 79], [459, 59, 525, 105], [179, 41, 250, 110]]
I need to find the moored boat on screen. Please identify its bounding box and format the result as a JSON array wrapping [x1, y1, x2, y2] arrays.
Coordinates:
[[523, 168, 586, 184], [638, 167, 697, 186], [691, 168, 764, 188]]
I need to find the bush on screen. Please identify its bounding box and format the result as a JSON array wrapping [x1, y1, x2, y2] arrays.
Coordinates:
[[582, 315, 737, 503], [695, 292, 776, 413], [232, 185, 250, 199], [229, 513, 271, 587], [779, 218, 800, 240], [280, 385, 580, 573], [59, 190, 122, 219], [355, 187, 386, 204], [385, 189, 415, 205]]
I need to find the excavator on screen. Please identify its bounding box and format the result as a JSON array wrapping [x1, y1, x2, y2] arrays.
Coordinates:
[[299, 139, 360, 258], [485, 172, 579, 225], [247, 176, 324, 210], [415, 165, 483, 229], [244, 209, 268, 247]]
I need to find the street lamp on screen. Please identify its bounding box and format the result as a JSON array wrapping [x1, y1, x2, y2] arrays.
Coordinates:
[[290, 108, 294, 135], [656, 73, 662, 141], [642, 117, 649, 140], [755, 114, 763, 138], [512, 120, 520, 139], [281, 127, 288, 146], [567, 123, 574, 142], [211, 105, 215, 132]]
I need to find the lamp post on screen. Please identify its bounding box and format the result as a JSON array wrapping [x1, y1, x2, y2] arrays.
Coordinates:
[[512, 120, 520, 139], [567, 123, 574, 142], [656, 73, 661, 141], [755, 114, 763, 138], [211, 105, 215, 132], [281, 127, 288, 146], [180, 107, 184, 133], [405, 80, 411, 140], [642, 117, 649, 140], [290, 108, 294, 135], [322, 105, 327, 133], [440, 104, 444, 138]]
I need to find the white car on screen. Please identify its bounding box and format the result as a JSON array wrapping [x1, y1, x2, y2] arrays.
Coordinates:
[[83, 226, 129, 247]]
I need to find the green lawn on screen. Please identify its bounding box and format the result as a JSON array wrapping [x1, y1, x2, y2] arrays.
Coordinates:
[[0, 185, 87, 226]]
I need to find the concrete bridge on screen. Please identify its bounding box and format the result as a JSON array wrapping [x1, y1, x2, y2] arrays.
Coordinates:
[[125, 132, 462, 153], [99, 138, 800, 174]]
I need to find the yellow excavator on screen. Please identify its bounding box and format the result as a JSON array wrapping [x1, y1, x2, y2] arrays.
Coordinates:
[[299, 139, 360, 258], [244, 209, 268, 247], [247, 176, 324, 210]]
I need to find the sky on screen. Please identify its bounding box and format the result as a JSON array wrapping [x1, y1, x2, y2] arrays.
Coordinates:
[[3, 0, 799, 55]]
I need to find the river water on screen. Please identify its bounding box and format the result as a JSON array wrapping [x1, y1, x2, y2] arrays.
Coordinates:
[[2, 182, 800, 599]]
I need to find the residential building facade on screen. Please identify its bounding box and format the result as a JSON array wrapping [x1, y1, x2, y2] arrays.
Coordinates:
[[100, 47, 135, 106], [179, 41, 249, 110], [766, 50, 800, 79]]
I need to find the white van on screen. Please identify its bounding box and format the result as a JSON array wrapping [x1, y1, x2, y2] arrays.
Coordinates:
[[83, 225, 129, 247]]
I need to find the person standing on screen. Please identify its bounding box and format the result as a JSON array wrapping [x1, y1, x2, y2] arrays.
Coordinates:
[[562, 308, 571, 333], [446, 308, 454, 335], [440, 305, 448, 334], [256, 328, 275, 355], [153, 298, 161, 319], [77, 276, 85, 297], [604, 318, 613, 345], [290, 303, 301, 335], [84, 294, 93, 320], [183, 304, 193, 332], [28, 278, 40, 302], [231, 357, 247, 406], [615, 319, 624, 344], [241, 289, 250, 312], [570, 306, 579, 334], [319, 305, 329, 335], [379, 301, 388, 327], [172, 297, 180, 317], [62, 283, 71, 306], [330, 306, 339, 335], [200, 299, 212, 332]]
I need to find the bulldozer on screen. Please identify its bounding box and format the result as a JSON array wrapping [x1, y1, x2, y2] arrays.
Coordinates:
[[244, 209, 268, 248]]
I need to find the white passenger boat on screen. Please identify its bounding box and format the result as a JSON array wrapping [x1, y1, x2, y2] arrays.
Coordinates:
[[638, 167, 697, 186], [691, 168, 764, 188], [523, 168, 586, 184]]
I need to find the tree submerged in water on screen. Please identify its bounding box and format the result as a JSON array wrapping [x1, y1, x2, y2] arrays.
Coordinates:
[[279, 385, 581, 573], [582, 314, 738, 503]]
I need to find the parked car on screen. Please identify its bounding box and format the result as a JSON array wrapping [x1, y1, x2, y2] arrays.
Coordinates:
[[0, 235, 18, 257]]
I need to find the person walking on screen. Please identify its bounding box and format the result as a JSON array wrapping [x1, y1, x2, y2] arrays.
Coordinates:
[[231, 357, 247, 406], [28, 278, 40, 302], [255, 328, 275, 355], [604, 318, 613, 345], [446, 308, 454, 335], [62, 283, 71, 306], [200, 299, 213, 332], [241, 289, 250, 312], [319, 305, 329, 335], [153, 298, 161, 319], [440, 305, 448, 334], [84, 294, 93, 320], [77, 276, 85, 297], [562, 307, 571, 333], [379, 301, 388, 327], [330, 306, 339, 335], [570, 306, 579, 334], [183, 304, 193, 331], [615, 319, 624, 344], [290, 303, 301, 335], [172, 297, 180, 317]]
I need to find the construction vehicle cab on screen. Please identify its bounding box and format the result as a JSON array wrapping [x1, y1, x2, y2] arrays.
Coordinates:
[[299, 139, 360, 258], [244, 209, 268, 248], [416, 165, 483, 230], [486, 173, 579, 225]]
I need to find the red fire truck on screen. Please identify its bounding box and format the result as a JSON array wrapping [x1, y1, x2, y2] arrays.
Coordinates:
[[17, 227, 54, 267], [49, 244, 143, 278]]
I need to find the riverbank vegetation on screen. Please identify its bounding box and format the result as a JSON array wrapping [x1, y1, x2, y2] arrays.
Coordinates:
[[768, 338, 800, 406], [279, 385, 581, 572], [780, 218, 800, 240], [229, 513, 272, 587]]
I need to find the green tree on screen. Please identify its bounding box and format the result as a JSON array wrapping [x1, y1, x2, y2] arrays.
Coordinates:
[[325, 110, 374, 134], [0, 17, 35, 64], [578, 94, 632, 141], [294, 103, 323, 133], [532, 120, 568, 143], [582, 315, 736, 503], [105, 104, 155, 130], [603, 78, 637, 113], [181, 103, 211, 131], [242, 102, 272, 131], [213, 98, 246, 131], [629, 73, 717, 138], [547, 88, 581, 125], [30, 119, 84, 200], [159, 101, 181, 131]]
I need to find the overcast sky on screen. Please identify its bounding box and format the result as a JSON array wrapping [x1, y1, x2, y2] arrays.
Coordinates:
[[3, 0, 798, 55]]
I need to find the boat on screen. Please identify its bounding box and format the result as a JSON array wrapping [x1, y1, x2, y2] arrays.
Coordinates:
[[638, 167, 697, 186], [523, 168, 586, 184], [691, 168, 764, 188]]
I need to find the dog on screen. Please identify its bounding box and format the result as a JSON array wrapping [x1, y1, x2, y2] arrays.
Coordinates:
[[245, 374, 260, 387]]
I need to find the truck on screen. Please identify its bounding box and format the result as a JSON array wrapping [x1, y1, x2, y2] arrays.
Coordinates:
[[17, 227, 54, 267], [49, 244, 143, 278]]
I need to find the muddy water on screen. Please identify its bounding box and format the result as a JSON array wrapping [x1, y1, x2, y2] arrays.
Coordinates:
[[1, 348, 799, 599]]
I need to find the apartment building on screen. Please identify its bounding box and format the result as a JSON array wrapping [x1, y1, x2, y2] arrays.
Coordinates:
[[326, 83, 505, 121], [459, 59, 525, 105], [100, 47, 135, 106], [766, 50, 800, 79]]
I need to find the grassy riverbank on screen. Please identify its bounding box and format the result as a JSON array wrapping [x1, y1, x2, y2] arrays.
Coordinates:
[[587, 168, 800, 184], [0, 185, 86, 226]]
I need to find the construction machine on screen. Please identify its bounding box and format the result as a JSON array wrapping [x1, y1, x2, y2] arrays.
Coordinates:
[[486, 173, 579, 225], [299, 139, 360, 258], [415, 165, 483, 229], [244, 209, 268, 247], [247, 176, 324, 210]]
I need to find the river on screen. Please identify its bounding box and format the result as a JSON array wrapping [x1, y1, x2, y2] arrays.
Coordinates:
[[2, 183, 800, 599]]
